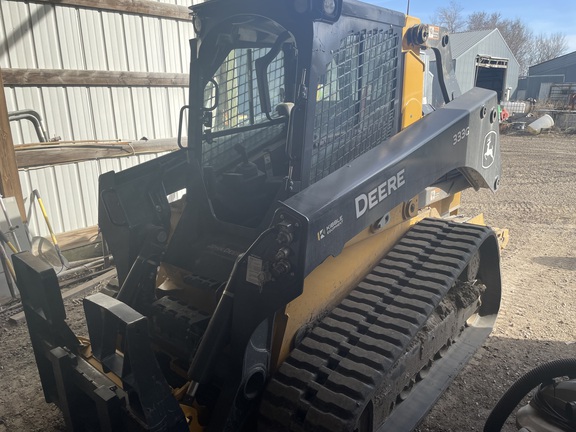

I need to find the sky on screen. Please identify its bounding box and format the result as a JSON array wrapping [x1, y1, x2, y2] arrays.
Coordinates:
[[368, 0, 576, 53]]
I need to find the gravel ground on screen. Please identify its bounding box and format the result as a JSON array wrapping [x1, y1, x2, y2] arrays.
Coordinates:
[[1, 132, 575, 432], [418, 132, 576, 432]]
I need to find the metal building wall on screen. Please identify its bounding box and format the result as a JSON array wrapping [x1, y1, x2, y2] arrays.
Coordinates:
[[525, 75, 565, 99], [18, 152, 180, 237], [0, 0, 196, 237], [529, 51, 576, 82], [454, 32, 520, 99], [429, 30, 520, 105], [0, 0, 196, 144]]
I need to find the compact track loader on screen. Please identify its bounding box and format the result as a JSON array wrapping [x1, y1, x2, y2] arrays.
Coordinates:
[[15, 0, 504, 431]]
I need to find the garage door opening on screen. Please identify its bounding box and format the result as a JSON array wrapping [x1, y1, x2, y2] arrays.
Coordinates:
[[475, 55, 508, 102]]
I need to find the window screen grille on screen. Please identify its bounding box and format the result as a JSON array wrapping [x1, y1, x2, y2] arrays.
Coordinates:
[[202, 48, 285, 168], [310, 28, 399, 184]]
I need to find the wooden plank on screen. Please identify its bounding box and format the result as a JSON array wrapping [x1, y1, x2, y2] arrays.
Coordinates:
[[15, 139, 130, 150], [9, 268, 117, 324], [57, 225, 100, 250], [2, 69, 190, 87], [15, 138, 181, 168], [19, 0, 191, 21], [0, 68, 26, 221]]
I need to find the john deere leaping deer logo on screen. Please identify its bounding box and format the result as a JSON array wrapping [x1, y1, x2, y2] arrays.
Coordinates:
[[482, 131, 497, 169]]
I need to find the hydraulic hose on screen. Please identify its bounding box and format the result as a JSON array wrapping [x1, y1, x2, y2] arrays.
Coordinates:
[[484, 358, 576, 432]]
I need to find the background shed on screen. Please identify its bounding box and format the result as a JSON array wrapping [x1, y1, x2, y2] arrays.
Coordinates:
[[428, 29, 520, 106], [521, 51, 576, 101]]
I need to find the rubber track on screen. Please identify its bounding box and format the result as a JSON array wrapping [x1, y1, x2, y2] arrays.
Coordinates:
[[259, 218, 495, 432]]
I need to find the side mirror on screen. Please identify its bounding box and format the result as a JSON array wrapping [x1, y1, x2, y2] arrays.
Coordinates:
[[204, 78, 219, 111]]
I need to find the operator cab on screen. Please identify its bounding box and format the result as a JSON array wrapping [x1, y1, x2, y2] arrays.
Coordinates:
[[194, 16, 297, 228]]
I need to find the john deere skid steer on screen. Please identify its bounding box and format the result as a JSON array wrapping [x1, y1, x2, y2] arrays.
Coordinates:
[[14, 0, 503, 431]]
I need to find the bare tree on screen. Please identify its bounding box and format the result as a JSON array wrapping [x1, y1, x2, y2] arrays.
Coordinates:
[[467, 13, 531, 57], [429, 0, 465, 33], [466, 12, 502, 31], [466, 13, 533, 74], [428, 2, 569, 75], [529, 33, 569, 66]]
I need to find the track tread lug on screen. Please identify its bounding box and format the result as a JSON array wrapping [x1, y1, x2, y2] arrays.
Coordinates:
[[260, 219, 498, 432]]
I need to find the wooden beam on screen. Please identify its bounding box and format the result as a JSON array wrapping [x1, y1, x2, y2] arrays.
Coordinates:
[[2, 69, 190, 87], [57, 225, 99, 250], [19, 0, 191, 21], [0, 67, 26, 221], [15, 138, 181, 168]]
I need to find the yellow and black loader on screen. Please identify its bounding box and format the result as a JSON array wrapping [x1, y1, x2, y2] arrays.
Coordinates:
[[14, 0, 504, 430]]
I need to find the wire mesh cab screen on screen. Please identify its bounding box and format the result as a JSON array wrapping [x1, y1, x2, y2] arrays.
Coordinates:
[[202, 47, 286, 171], [310, 27, 400, 184]]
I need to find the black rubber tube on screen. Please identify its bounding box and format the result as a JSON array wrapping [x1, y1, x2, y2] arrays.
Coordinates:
[[484, 358, 576, 431]]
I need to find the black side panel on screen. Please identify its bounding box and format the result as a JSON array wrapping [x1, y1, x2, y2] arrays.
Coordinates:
[[281, 87, 501, 276]]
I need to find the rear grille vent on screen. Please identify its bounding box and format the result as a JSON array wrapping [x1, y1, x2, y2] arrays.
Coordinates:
[[310, 27, 400, 184]]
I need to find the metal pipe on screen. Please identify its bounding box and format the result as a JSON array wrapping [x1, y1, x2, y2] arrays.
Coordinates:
[[56, 256, 110, 278], [8, 109, 48, 142]]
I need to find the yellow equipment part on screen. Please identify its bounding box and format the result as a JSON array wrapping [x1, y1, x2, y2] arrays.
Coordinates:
[[463, 213, 509, 250], [401, 15, 424, 131], [78, 337, 124, 389], [270, 202, 440, 367]]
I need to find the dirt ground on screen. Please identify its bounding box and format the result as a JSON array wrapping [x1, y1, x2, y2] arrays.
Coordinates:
[[418, 132, 576, 432], [1, 132, 575, 432]]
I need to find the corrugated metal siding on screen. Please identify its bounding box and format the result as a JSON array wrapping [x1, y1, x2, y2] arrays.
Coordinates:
[[526, 75, 565, 99], [18, 152, 177, 237], [430, 30, 520, 104], [156, 0, 196, 5], [450, 29, 492, 58], [1, 0, 196, 144], [453, 51, 476, 94], [529, 51, 576, 75], [529, 51, 576, 82], [2, 0, 195, 236]]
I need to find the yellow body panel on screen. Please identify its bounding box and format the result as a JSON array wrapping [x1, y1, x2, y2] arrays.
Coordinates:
[[271, 203, 442, 367], [464, 213, 509, 249], [401, 16, 424, 130], [434, 190, 462, 216], [180, 404, 203, 432]]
